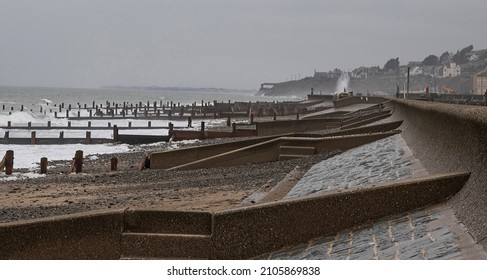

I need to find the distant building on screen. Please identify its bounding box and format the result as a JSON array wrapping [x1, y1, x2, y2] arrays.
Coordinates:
[[410, 66, 423, 76], [442, 63, 461, 78], [313, 70, 328, 78], [314, 68, 342, 79], [352, 67, 368, 79], [407, 61, 422, 68], [473, 66, 487, 94], [367, 66, 382, 77]]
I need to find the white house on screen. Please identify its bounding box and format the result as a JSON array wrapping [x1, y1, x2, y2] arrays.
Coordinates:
[[442, 63, 461, 78]]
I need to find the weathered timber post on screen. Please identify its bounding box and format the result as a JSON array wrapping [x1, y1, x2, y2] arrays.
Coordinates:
[[47, 121, 51, 128], [148, 121, 151, 128], [250, 114, 254, 124], [4, 131, 9, 144], [72, 150, 83, 173], [188, 117, 192, 128], [5, 150, 14, 175], [273, 112, 277, 121], [59, 131, 64, 139], [227, 116, 231, 126], [7, 121, 11, 128], [111, 157, 118, 171], [31, 131, 36, 144], [201, 121, 205, 139], [168, 122, 174, 137], [86, 131, 91, 144], [40, 157, 48, 174], [232, 122, 237, 135], [139, 152, 151, 171], [113, 125, 119, 142]]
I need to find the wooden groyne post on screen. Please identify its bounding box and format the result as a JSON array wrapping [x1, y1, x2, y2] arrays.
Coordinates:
[[40, 157, 48, 174], [0, 150, 14, 175], [68, 150, 83, 174], [111, 157, 118, 171], [113, 125, 119, 142]]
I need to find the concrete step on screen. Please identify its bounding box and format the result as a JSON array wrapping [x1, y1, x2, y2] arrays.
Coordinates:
[[121, 232, 212, 259], [279, 154, 310, 161], [279, 146, 316, 156]]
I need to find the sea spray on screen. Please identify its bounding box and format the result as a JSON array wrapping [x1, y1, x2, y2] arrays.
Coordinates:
[[335, 71, 350, 93]]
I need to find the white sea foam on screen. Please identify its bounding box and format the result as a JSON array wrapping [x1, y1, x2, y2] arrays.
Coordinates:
[[40, 98, 53, 104], [0, 172, 47, 182]]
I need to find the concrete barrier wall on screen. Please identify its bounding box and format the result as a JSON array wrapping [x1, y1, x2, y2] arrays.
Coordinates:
[[306, 94, 334, 102], [255, 110, 389, 137], [168, 139, 280, 170], [0, 172, 468, 260], [333, 96, 388, 108], [124, 209, 212, 235], [0, 209, 125, 259], [117, 134, 170, 144], [390, 99, 487, 249], [211, 172, 469, 259], [167, 131, 399, 171], [172, 129, 257, 141], [151, 135, 289, 170], [325, 120, 403, 137], [152, 122, 402, 170], [256, 119, 341, 137]]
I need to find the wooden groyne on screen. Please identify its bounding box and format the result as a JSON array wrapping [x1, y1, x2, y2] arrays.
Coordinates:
[[2, 99, 309, 120]]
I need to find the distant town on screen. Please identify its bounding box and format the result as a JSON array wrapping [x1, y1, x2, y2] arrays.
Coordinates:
[[260, 45, 487, 97]]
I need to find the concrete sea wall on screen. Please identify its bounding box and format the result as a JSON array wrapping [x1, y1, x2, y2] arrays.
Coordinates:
[[390, 99, 487, 249], [0, 173, 468, 259]]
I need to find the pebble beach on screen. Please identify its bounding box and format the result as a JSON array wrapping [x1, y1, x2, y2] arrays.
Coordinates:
[[0, 135, 338, 224]]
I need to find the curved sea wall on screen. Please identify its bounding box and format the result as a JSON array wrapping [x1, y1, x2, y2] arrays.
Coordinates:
[[391, 99, 487, 248]]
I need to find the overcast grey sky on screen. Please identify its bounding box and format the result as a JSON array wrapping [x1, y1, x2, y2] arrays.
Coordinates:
[[1, 0, 486, 89]]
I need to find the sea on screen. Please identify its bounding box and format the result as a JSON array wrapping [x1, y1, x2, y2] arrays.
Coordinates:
[[0, 85, 296, 178]]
